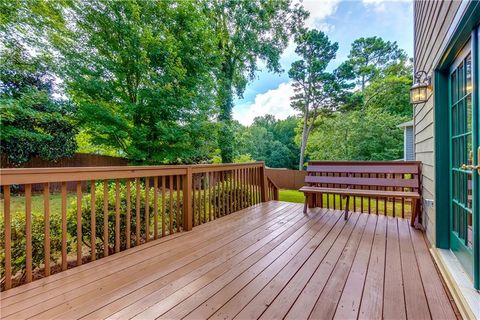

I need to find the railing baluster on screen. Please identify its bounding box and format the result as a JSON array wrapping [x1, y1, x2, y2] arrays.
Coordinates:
[[115, 179, 120, 252], [161, 176, 166, 236], [242, 168, 247, 209], [219, 171, 223, 215], [177, 175, 181, 231], [197, 174, 202, 223], [77, 181, 83, 264], [145, 177, 150, 242], [256, 167, 259, 204], [90, 180, 96, 260], [126, 178, 131, 249], [190, 174, 193, 227], [25, 184, 33, 282], [214, 172, 218, 219], [393, 174, 396, 217], [169, 175, 174, 234], [248, 168, 252, 206], [183, 167, 193, 231], [208, 172, 212, 221], [135, 178, 140, 246], [153, 177, 158, 239], [204, 173, 207, 222], [103, 180, 109, 257], [3, 185, 11, 289], [43, 183, 50, 276], [61, 182, 68, 270], [228, 171, 232, 214]]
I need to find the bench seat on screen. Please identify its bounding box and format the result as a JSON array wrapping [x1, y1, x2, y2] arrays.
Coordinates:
[[299, 161, 422, 227], [299, 186, 421, 199]]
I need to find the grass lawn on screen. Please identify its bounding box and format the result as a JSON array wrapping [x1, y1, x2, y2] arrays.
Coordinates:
[[279, 189, 305, 203], [0, 193, 77, 216], [278, 189, 412, 218]]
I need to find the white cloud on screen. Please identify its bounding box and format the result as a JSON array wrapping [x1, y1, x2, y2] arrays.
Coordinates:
[[362, 0, 411, 12], [233, 82, 297, 126], [302, 0, 341, 29]]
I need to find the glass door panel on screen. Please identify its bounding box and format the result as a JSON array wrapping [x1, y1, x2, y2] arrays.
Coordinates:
[[450, 48, 475, 279]]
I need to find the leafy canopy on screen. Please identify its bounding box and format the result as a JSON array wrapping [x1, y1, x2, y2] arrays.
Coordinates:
[[0, 42, 77, 165], [53, 0, 219, 164], [337, 36, 407, 91]]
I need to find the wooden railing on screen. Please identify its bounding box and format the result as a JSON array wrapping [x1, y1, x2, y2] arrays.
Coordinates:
[[267, 177, 279, 201], [0, 162, 269, 291]]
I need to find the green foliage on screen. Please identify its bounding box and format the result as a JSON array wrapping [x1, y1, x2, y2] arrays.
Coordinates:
[[212, 0, 307, 163], [234, 115, 299, 169], [302, 36, 413, 163], [75, 130, 124, 157], [0, 207, 65, 278], [67, 181, 181, 257], [51, 0, 219, 164], [337, 36, 407, 91], [0, 42, 77, 165], [307, 108, 408, 161]]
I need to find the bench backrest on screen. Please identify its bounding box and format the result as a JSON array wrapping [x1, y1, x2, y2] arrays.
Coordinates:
[[304, 161, 421, 192]]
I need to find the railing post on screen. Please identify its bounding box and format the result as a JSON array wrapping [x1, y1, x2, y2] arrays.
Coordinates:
[[260, 164, 268, 202], [183, 166, 193, 231]]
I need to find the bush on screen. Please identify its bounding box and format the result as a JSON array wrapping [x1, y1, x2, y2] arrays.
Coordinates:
[[67, 180, 182, 258], [0, 208, 66, 279]]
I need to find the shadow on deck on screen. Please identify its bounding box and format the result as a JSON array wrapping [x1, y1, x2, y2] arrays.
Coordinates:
[[0, 201, 458, 319]]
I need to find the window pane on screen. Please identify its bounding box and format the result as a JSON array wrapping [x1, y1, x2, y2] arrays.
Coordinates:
[[466, 54, 472, 94]]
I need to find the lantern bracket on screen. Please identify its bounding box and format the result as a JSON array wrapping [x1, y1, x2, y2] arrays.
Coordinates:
[[414, 71, 431, 88]]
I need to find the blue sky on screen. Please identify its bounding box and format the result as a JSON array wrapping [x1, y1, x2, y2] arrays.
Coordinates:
[[233, 0, 413, 125]]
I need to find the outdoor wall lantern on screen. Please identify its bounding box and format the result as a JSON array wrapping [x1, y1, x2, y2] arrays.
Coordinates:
[[410, 71, 432, 104]]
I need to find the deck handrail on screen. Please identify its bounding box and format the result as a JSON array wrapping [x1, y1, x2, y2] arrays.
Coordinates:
[[0, 162, 269, 291], [267, 176, 279, 201]]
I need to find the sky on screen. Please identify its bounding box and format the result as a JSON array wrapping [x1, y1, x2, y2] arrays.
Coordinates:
[[232, 0, 413, 126]]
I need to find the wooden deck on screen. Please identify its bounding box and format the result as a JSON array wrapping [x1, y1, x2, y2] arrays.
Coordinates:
[[0, 201, 457, 320]]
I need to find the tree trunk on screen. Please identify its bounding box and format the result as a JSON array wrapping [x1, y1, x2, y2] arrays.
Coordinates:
[[298, 111, 309, 170], [218, 61, 235, 163]]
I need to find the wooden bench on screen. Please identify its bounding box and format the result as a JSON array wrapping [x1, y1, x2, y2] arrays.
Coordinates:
[[299, 161, 422, 226]]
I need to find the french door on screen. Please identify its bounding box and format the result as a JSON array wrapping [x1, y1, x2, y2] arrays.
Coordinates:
[[449, 32, 479, 282]]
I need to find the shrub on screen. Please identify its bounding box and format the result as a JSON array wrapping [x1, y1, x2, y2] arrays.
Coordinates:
[[67, 180, 182, 258], [0, 208, 66, 279]]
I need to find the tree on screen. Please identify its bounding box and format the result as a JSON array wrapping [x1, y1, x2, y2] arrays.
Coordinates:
[[0, 42, 77, 165], [51, 0, 219, 164], [307, 108, 408, 161], [337, 36, 407, 91], [232, 115, 299, 169], [211, 0, 307, 163], [362, 59, 413, 117], [288, 29, 342, 170]]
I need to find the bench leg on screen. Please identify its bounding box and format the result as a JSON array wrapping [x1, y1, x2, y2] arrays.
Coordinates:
[[410, 198, 419, 227], [344, 195, 350, 221], [303, 194, 308, 214]]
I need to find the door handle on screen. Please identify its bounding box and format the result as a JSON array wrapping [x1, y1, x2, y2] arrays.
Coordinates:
[[461, 147, 480, 174], [461, 163, 479, 171]]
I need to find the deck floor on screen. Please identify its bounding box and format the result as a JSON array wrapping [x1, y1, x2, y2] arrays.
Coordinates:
[[0, 201, 458, 320]]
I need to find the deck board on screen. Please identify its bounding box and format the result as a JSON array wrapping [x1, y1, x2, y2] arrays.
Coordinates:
[[0, 201, 457, 320]]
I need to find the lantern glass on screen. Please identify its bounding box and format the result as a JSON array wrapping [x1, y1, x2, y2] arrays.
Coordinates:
[[410, 83, 429, 104]]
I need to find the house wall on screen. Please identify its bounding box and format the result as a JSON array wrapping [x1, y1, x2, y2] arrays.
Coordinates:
[[413, 0, 470, 244], [404, 126, 415, 161]]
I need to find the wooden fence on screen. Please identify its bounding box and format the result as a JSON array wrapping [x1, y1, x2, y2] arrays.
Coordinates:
[[266, 168, 306, 190], [0, 163, 278, 291], [1, 154, 129, 193]]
